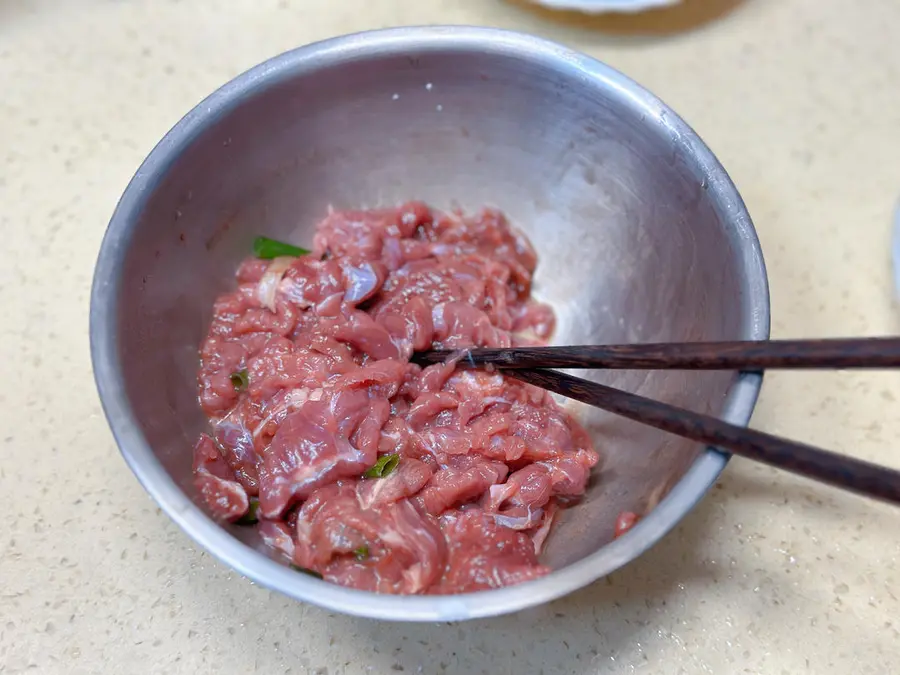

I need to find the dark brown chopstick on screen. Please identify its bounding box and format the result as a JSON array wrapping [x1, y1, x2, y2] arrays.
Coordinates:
[[507, 368, 900, 506], [414, 337, 900, 370]]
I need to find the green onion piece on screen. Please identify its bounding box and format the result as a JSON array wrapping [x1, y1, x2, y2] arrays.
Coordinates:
[[229, 368, 249, 392], [353, 545, 370, 561], [253, 236, 310, 259], [363, 453, 400, 479], [235, 498, 260, 525], [290, 564, 323, 579]]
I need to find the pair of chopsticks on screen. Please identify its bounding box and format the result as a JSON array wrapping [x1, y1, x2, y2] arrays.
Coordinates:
[[414, 338, 900, 505]]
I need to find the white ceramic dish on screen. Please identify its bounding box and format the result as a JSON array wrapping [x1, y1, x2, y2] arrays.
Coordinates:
[[528, 0, 680, 13]]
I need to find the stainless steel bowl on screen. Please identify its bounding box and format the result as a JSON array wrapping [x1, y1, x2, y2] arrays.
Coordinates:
[[90, 26, 769, 621]]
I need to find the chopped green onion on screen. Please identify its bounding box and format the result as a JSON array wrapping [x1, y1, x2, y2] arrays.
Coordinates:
[[253, 236, 310, 259], [363, 453, 400, 479], [290, 564, 323, 579], [235, 498, 260, 525], [230, 368, 249, 392], [353, 545, 370, 561]]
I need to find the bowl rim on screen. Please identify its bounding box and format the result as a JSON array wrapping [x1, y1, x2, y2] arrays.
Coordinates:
[[90, 25, 770, 622]]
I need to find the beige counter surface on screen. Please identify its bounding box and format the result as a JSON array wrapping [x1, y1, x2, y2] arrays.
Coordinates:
[[3, 1, 900, 673]]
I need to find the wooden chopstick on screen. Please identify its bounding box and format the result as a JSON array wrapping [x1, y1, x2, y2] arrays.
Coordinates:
[[507, 368, 900, 506], [414, 337, 900, 370]]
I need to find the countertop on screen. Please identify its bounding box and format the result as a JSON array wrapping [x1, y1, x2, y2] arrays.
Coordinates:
[[2, 1, 900, 673]]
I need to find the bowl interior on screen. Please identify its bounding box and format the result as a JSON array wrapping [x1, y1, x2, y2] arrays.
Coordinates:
[[102, 29, 765, 609]]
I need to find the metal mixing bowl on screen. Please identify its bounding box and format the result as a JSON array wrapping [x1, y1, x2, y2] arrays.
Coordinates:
[[90, 26, 769, 621]]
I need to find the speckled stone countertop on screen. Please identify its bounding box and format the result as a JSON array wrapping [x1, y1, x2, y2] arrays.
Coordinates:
[[2, 1, 900, 673]]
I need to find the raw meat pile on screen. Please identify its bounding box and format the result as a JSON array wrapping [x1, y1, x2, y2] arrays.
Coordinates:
[[193, 202, 599, 594]]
